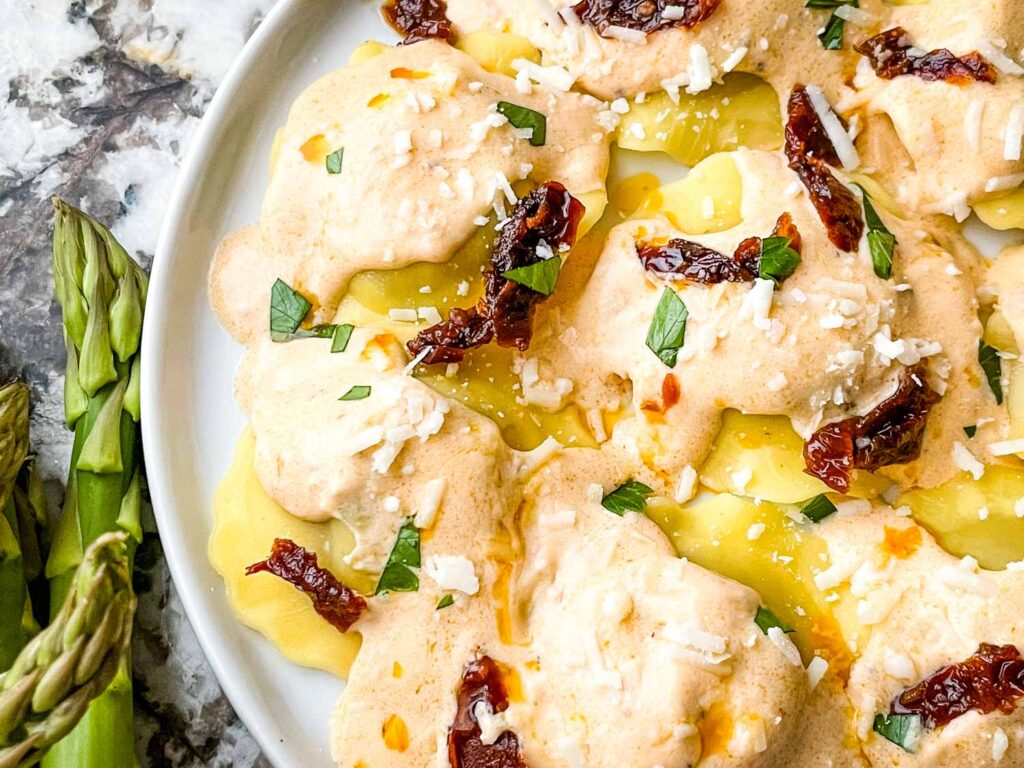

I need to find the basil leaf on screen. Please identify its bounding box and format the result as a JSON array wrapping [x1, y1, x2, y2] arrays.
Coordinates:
[[855, 185, 897, 280], [979, 341, 1004, 404], [872, 713, 922, 752], [269, 278, 312, 340], [801, 494, 837, 523], [503, 257, 561, 296], [331, 323, 354, 353], [868, 231, 896, 280], [496, 101, 547, 146], [818, 12, 846, 49], [805, 0, 845, 6], [375, 521, 421, 595], [646, 288, 688, 368], [601, 479, 654, 516], [339, 385, 371, 401], [963, 424, 977, 438], [325, 147, 344, 174], [759, 236, 801, 284], [436, 594, 454, 610], [754, 605, 793, 634]]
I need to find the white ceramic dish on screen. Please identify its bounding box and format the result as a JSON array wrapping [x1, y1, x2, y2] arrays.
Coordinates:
[[141, 2, 1024, 766], [141, 2, 400, 765]]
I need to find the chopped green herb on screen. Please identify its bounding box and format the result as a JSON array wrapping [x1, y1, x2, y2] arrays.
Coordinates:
[[331, 323, 354, 353], [496, 101, 547, 146], [801, 494, 837, 523], [375, 521, 421, 594], [854, 184, 897, 280], [809, 0, 857, 50], [503, 257, 561, 296], [963, 424, 977, 438], [872, 713, 922, 752], [646, 288, 688, 368], [436, 594, 455, 610], [325, 147, 344, 174], [979, 341, 1004, 404], [339, 385, 371, 401], [269, 278, 312, 340], [754, 605, 793, 634], [601, 480, 654, 516], [759, 236, 802, 284]]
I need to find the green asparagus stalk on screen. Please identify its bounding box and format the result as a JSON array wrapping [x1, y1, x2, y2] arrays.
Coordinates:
[[43, 200, 146, 768], [0, 533, 135, 768], [0, 382, 32, 672]]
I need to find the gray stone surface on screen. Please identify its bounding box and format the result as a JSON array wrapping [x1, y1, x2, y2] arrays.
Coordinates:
[[0, 1, 279, 764]]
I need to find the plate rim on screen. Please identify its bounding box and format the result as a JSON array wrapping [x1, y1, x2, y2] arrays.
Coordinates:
[[141, 1, 307, 766]]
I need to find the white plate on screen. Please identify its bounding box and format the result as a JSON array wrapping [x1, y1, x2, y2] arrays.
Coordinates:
[[141, 2, 400, 766], [141, 2, 1024, 766]]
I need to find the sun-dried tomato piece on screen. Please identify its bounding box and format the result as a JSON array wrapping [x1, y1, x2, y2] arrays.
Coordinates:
[[382, 0, 455, 45], [636, 239, 758, 283], [636, 213, 801, 284], [407, 306, 494, 364], [892, 644, 1024, 729], [772, 212, 802, 254], [448, 656, 526, 768], [784, 87, 841, 167], [246, 538, 366, 632], [785, 86, 864, 253], [804, 364, 941, 492], [488, 182, 584, 348], [572, 0, 720, 35], [409, 182, 584, 363], [855, 27, 997, 86]]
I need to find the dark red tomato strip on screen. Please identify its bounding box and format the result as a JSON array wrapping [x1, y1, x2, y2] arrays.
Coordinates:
[[573, 0, 720, 35], [448, 656, 527, 768], [408, 182, 584, 364], [382, 0, 455, 45], [636, 213, 801, 284], [893, 644, 1024, 729], [855, 27, 997, 86], [785, 86, 865, 253], [246, 538, 367, 632], [804, 363, 941, 492]]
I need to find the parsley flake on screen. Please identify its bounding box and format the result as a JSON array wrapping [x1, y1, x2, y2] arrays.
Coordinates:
[[269, 278, 312, 340], [808, 0, 858, 50], [331, 323, 354, 353], [436, 594, 455, 610], [646, 288, 688, 368], [601, 480, 654, 516], [503, 257, 561, 296], [759, 236, 801, 284], [754, 605, 793, 634], [855, 184, 897, 280], [339, 385, 371, 401], [375, 521, 421, 595], [872, 713, 922, 752], [325, 147, 344, 175], [963, 424, 977, 438], [801, 494, 838, 523], [496, 101, 547, 146], [979, 341, 1004, 404]]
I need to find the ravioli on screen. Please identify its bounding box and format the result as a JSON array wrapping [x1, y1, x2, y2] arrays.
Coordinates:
[[207, 5, 1024, 768]]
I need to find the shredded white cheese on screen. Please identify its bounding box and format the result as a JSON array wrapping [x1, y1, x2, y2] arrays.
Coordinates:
[[805, 84, 860, 170], [423, 555, 479, 595], [1004, 103, 1024, 162]]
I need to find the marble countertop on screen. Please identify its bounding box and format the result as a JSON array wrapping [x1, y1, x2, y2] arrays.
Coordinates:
[[0, 1, 279, 765]]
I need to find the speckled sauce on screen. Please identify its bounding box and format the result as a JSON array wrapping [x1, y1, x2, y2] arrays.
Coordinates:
[[208, 5, 1024, 766]]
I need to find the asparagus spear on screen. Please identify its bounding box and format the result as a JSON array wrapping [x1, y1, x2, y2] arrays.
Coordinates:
[[0, 532, 135, 768], [43, 200, 145, 768], [0, 382, 32, 672]]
